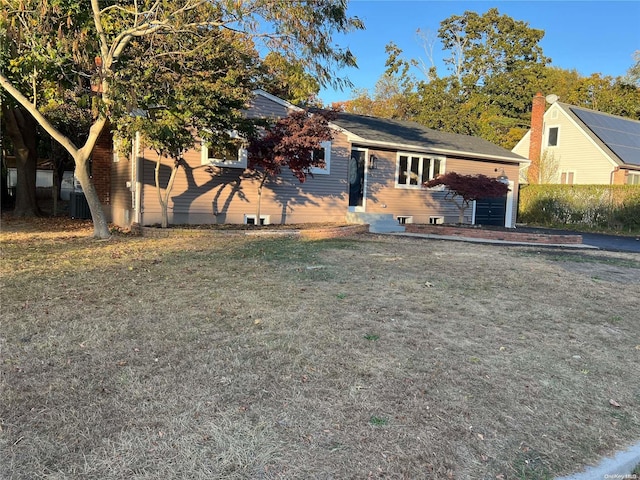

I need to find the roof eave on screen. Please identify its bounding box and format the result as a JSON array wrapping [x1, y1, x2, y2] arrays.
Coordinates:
[[343, 132, 529, 165]]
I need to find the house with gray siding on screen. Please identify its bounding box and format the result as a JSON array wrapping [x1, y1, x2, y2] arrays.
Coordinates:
[[513, 94, 640, 185], [106, 90, 528, 230]]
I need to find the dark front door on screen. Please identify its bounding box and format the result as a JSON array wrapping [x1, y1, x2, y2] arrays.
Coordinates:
[[348, 150, 365, 207], [475, 196, 507, 226]]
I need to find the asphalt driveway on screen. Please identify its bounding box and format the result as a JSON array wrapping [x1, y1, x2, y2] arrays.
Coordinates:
[[518, 227, 640, 253], [580, 232, 640, 253]]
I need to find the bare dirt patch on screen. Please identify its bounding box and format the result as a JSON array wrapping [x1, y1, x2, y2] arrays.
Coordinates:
[[1, 219, 639, 479]]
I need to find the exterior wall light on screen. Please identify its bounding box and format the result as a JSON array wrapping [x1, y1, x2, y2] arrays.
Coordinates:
[[497, 169, 509, 184]]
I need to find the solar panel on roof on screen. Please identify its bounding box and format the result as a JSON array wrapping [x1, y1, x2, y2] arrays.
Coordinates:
[[570, 108, 640, 165]]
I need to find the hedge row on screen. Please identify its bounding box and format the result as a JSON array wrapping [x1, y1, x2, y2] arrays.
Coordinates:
[[518, 184, 640, 232]]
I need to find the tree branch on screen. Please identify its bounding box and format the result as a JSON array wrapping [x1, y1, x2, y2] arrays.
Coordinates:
[[0, 71, 79, 156]]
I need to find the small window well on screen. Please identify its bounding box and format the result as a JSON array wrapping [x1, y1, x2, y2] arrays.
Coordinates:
[[429, 216, 444, 225], [244, 214, 270, 226], [397, 216, 413, 225]]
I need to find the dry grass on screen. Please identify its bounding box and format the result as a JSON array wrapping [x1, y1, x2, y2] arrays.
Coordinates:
[[1, 218, 639, 479]]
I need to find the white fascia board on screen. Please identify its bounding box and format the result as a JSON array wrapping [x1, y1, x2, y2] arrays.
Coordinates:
[[343, 131, 529, 165], [554, 103, 621, 168]]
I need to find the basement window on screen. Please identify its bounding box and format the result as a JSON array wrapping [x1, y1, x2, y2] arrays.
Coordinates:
[[429, 216, 444, 225], [397, 216, 413, 225], [244, 214, 270, 225]]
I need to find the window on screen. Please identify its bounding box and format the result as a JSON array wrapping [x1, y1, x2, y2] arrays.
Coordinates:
[[627, 173, 640, 185], [201, 132, 247, 168], [310, 141, 331, 175], [547, 127, 559, 147], [396, 153, 445, 188], [244, 214, 270, 225], [560, 171, 575, 185]]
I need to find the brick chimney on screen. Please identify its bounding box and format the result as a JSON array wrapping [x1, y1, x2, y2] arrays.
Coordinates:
[[527, 92, 545, 183]]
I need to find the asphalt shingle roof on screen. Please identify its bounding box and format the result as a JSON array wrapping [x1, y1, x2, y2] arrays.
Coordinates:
[[330, 112, 526, 162]]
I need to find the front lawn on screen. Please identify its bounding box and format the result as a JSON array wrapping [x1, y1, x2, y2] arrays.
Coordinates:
[[1, 218, 639, 479]]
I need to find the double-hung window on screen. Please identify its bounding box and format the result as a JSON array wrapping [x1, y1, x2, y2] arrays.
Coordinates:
[[560, 171, 575, 185], [310, 140, 331, 175], [547, 127, 559, 147], [201, 131, 247, 168], [396, 153, 445, 188]]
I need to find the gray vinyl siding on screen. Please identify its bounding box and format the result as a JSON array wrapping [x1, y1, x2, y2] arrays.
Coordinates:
[[139, 132, 351, 226], [363, 150, 520, 225], [245, 94, 291, 119], [134, 92, 525, 227]]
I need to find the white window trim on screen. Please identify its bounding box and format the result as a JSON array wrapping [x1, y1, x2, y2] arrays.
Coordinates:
[[546, 125, 560, 148], [244, 214, 270, 225], [309, 140, 331, 175], [395, 152, 446, 189], [201, 130, 247, 168], [397, 215, 414, 224]]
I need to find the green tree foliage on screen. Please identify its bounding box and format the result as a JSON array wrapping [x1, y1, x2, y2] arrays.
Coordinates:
[[346, 8, 640, 150], [424, 172, 509, 224], [0, 0, 363, 238], [260, 52, 321, 106], [624, 50, 640, 87]]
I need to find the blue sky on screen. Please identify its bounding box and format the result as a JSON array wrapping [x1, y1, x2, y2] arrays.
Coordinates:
[[319, 0, 640, 104]]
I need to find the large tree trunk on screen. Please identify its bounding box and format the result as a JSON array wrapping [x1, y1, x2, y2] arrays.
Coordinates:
[[73, 153, 110, 238], [1, 70, 111, 238], [2, 105, 42, 217]]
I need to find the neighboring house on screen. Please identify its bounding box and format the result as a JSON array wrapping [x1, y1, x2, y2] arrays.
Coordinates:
[[93, 90, 528, 230], [513, 92, 640, 185]]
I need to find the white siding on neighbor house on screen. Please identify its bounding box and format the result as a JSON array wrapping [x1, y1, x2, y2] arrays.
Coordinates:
[[546, 106, 617, 184], [513, 104, 619, 184]]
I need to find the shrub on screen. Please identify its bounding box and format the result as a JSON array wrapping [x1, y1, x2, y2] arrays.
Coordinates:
[[518, 185, 640, 233]]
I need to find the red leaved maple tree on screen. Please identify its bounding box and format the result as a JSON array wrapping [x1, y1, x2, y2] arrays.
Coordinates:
[[247, 109, 336, 222], [423, 172, 509, 224]]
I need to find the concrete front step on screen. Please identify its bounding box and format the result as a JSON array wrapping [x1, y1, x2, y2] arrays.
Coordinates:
[[345, 212, 406, 233]]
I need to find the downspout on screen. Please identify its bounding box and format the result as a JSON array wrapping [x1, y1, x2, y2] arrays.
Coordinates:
[[134, 132, 142, 224], [610, 166, 619, 185]]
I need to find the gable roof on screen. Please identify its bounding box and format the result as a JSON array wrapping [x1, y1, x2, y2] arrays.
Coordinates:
[[330, 112, 527, 164], [555, 103, 640, 167]]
